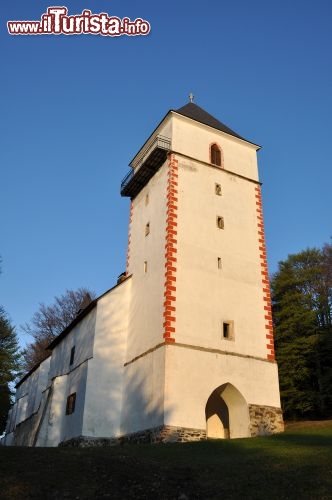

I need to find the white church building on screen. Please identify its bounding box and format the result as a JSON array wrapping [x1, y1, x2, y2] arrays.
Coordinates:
[[4, 100, 284, 446]]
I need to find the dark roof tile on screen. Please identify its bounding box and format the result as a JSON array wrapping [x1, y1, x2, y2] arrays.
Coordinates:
[[175, 102, 246, 142]]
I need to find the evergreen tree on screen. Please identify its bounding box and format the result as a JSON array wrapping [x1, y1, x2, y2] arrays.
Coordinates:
[[271, 245, 332, 420], [0, 306, 21, 434]]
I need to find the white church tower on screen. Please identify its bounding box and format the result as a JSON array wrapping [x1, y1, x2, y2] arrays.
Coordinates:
[[120, 98, 284, 440], [3, 98, 284, 446]]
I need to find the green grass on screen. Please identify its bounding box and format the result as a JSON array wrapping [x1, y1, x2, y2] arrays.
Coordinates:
[[1, 421, 332, 499]]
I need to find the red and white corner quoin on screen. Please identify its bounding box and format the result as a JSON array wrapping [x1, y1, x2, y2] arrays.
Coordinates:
[[255, 184, 275, 361], [163, 154, 179, 343]]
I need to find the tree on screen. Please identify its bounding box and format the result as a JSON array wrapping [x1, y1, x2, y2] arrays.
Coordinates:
[[21, 288, 95, 372], [0, 306, 21, 434], [271, 245, 332, 420]]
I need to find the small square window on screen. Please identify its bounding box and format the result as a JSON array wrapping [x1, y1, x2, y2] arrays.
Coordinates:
[[69, 346, 75, 366], [145, 222, 150, 236], [66, 393, 76, 415], [222, 321, 234, 340], [215, 183, 222, 196], [217, 216, 224, 229]]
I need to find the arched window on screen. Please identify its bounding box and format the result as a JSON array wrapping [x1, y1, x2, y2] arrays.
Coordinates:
[[210, 143, 222, 167]]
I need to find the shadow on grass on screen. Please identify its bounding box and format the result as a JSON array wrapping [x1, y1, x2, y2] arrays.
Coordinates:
[[129, 427, 332, 499], [273, 430, 332, 448], [1, 424, 332, 499]]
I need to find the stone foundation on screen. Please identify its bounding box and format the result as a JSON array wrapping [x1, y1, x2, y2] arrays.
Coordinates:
[[60, 436, 120, 447], [123, 425, 206, 444], [59, 407, 284, 447], [249, 404, 284, 436], [60, 425, 206, 447]]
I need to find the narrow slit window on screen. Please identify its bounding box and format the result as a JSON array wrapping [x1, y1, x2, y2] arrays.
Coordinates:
[[144, 261, 148, 273], [66, 393, 76, 415], [145, 222, 150, 236], [210, 143, 222, 167], [145, 193, 149, 205], [222, 321, 234, 340], [69, 346, 75, 366], [215, 183, 222, 196], [217, 257, 222, 269], [217, 216, 224, 229]]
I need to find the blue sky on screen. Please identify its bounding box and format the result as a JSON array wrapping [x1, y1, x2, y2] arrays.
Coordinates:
[[1, 0, 331, 347]]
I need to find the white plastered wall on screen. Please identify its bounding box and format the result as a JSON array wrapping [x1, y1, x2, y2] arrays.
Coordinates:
[[37, 307, 97, 445], [83, 278, 131, 438], [168, 112, 268, 357], [38, 375, 67, 446], [171, 113, 259, 180], [126, 163, 168, 360], [121, 346, 166, 434], [48, 308, 96, 383], [6, 356, 51, 436], [164, 344, 281, 435], [175, 154, 267, 358]]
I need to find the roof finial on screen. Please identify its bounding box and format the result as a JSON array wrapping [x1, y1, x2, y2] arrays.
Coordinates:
[[189, 92, 194, 103]]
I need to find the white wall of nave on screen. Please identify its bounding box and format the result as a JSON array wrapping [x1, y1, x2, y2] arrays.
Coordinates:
[[83, 279, 131, 437]]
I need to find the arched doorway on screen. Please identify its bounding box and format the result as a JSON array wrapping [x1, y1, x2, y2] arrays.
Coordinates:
[[206, 391, 230, 438], [205, 383, 249, 439]]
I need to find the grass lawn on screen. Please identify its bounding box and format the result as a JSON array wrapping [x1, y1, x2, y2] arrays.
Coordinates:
[[1, 420, 332, 499]]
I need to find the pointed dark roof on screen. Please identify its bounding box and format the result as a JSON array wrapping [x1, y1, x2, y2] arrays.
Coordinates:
[[175, 102, 247, 142]]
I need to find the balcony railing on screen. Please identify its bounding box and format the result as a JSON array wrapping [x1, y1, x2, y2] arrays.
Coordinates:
[[121, 135, 171, 198]]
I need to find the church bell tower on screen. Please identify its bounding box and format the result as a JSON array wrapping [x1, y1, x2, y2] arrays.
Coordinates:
[[119, 98, 283, 440]]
